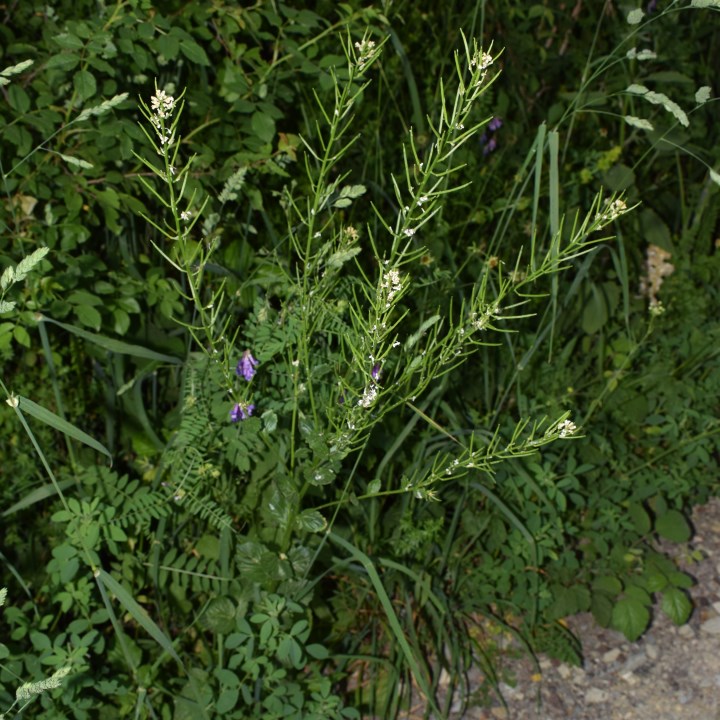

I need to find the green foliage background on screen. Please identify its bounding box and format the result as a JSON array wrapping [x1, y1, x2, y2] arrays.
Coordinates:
[[0, 0, 718, 717]]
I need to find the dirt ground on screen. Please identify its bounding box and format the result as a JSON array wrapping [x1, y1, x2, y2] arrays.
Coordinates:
[[402, 497, 720, 720]]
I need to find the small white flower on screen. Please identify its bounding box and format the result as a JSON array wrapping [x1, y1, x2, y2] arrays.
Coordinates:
[[151, 88, 175, 120], [180, 210, 192, 222], [557, 419, 577, 438]]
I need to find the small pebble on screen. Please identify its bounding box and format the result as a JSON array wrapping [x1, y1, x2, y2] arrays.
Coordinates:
[[620, 671, 638, 685], [585, 688, 608, 703], [645, 643, 658, 660], [602, 648, 621, 663], [678, 623, 695, 638], [621, 652, 647, 673], [557, 664, 571, 679], [701, 615, 720, 634], [712, 601, 720, 614]]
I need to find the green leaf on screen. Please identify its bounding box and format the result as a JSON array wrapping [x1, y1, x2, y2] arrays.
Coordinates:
[[690, 0, 720, 7], [661, 587, 692, 625], [250, 112, 275, 144], [202, 596, 236, 634], [95, 569, 180, 662], [668, 570, 694, 589], [592, 575, 622, 595], [628, 503, 651, 534], [74, 304, 102, 331], [591, 592, 613, 627], [54, 33, 84, 50], [13, 325, 30, 347], [2, 480, 74, 516], [180, 40, 210, 66], [16, 396, 111, 461], [74, 70, 97, 100], [39, 315, 182, 363], [655, 509, 692, 542], [627, 9, 644, 24], [611, 597, 650, 641], [295, 509, 327, 533], [45, 54, 80, 71]]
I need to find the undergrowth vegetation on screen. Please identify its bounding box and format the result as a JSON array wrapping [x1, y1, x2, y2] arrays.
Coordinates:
[[1, 1, 718, 717]]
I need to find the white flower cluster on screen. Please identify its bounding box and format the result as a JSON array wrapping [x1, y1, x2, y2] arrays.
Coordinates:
[[151, 88, 174, 119], [470, 302, 501, 331], [639, 243, 674, 308], [354, 38, 377, 68], [596, 198, 628, 225], [149, 88, 177, 149], [557, 419, 577, 438], [380, 267, 404, 309], [358, 382, 378, 408]]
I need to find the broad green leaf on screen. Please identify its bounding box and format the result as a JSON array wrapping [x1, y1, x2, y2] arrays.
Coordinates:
[[627, 9, 644, 24], [668, 570, 694, 589], [180, 39, 210, 66], [39, 315, 182, 363], [202, 596, 236, 634], [295, 509, 327, 533], [690, 0, 720, 7], [625, 585, 652, 605], [54, 33, 84, 50], [661, 587, 692, 625], [592, 575, 622, 595], [16, 396, 111, 461], [13, 325, 30, 347], [628, 503, 651, 534], [0, 300, 16, 314], [591, 592, 613, 627], [95, 569, 180, 662], [45, 54, 80, 71], [655, 509, 692, 542], [74, 70, 97, 100], [644, 572, 668, 593], [611, 597, 650, 641], [250, 111, 275, 144], [74, 304, 102, 331]]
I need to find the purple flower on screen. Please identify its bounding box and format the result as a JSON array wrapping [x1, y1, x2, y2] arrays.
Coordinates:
[[646, 0, 658, 12], [230, 403, 255, 422], [488, 116, 503, 132], [236, 350, 259, 381], [371, 363, 381, 381], [483, 137, 497, 156]]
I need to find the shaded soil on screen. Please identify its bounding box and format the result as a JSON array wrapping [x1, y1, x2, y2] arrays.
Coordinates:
[[402, 498, 720, 720]]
